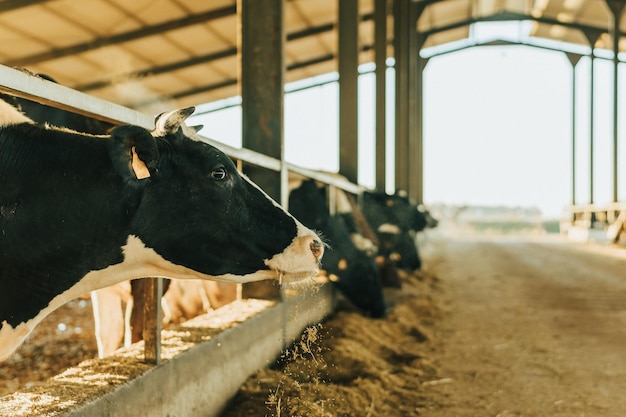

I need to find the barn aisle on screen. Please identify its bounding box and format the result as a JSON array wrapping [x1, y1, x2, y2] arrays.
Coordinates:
[[420, 233, 626, 416]]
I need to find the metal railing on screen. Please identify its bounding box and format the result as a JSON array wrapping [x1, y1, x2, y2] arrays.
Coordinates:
[[567, 202, 626, 243]]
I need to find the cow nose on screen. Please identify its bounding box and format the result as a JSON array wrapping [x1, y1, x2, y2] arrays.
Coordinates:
[[310, 238, 324, 260]]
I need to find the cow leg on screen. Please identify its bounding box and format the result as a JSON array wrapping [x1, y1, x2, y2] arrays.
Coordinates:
[[91, 288, 125, 358], [203, 281, 238, 309], [123, 297, 134, 348]]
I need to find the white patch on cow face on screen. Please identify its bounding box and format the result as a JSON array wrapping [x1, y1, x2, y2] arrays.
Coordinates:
[[0, 98, 33, 126], [263, 221, 324, 283], [350, 233, 378, 256], [378, 223, 401, 235]]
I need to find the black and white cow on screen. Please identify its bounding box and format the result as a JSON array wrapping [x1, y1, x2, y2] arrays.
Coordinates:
[[289, 180, 387, 318], [362, 191, 430, 271], [0, 103, 324, 361]]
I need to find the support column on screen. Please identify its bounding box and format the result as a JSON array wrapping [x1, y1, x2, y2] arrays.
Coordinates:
[[239, 0, 285, 202], [566, 53, 582, 208], [409, 39, 428, 204], [239, 0, 285, 301], [374, 0, 387, 191], [582, 29, 602, 207], [338, 0, 359, 184], [393, 0, 410, 192], [606, 0, 625, 202]]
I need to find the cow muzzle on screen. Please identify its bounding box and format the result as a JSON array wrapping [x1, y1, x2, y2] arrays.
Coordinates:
[[265, 226, 324, 283]]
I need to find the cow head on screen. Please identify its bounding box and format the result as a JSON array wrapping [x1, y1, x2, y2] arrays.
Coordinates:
[[362, 191, 425, 270], [289, 180, 387, 318], [108, 107, 323, 283]]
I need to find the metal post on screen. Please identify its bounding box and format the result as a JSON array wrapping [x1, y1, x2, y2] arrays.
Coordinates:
[[143, 277, 163, 364], [339, 0, 359, 184], [239, 0, 285, 202], [374, 0, 387, 191], [606, 0, 625, 202], [567, 53, 582, 208], [582, 29, 602, 208], [393, 0, 409, 192], [590, 53, 595, 206], [239, 0, 286, 302], [410, 41, 428, 204]]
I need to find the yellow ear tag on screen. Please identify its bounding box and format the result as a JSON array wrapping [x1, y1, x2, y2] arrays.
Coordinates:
[[131, 146, 151, 179]]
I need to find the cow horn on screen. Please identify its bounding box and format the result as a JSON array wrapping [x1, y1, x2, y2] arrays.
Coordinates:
[[154, 107, 195, 134]]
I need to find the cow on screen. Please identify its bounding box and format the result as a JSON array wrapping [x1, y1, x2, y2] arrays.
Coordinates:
[[0, 103, 324, 362], [289, 180, 387, 318], [0, 86, 239, 359], [92, 279, 237, 358], [361, 191, 430, 271]]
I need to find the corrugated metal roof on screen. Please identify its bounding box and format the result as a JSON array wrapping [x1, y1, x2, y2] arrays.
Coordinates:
[[0, 0, 621, 112]]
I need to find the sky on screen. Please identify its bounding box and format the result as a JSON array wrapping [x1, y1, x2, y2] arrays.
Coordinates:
[[189, 23, 625, 220]]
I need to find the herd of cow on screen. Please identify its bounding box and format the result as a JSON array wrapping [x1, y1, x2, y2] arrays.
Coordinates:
[[0, 79, 437, 363]]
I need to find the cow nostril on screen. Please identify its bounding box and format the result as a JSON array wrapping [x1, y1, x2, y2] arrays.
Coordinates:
[[310, 239, 323, 259]]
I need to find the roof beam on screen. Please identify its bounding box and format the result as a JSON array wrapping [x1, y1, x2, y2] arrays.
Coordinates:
[[420, 10, 625, 41], [0, 0, 52, 13], [75, 47, 238, 92], [3, 5, 237, 67], [424, 38, 591, 59], [5, 3, 374, 69], [130, 45, 373, 109], [75, 14, 374, 93]]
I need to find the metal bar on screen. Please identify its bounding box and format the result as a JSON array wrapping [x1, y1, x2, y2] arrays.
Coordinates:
[[424, 39, 591, 60], [607, 0, 625, 203], [411, 53, 427, 204], [338, 0, 359, 184], [0, 64, 365, 195], [590, 54, 595, 206], [0, 65, 153, 128], [286, 164, 365, 195], [4, 6, 237, 67], [374, 0, 387, 191], [76, 48, 239, 92], [566, 54, 580, 207], [75, 14, 374, 94], [420, 10, 624, 41], [240, 0, 285, 202], [0, 0, 52, 13], [393, 0, 409, 192], [129, 46, 369, 107], [143, 278, 163, 364]]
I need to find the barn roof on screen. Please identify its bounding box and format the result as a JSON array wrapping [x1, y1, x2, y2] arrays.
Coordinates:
[[0, 0, 621, 113]]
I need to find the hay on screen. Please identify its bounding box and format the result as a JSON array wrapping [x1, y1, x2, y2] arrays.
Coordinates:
[[222, 270, 441, 417], [0, 299, 275, 417]]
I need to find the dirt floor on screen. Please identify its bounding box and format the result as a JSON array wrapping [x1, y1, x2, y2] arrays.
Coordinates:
[[222, 232, 626, 417], [3, 231, 626, 417], [419, 233, 626, 417]]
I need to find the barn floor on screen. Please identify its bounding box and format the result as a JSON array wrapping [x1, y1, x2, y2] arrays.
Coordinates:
[[222, 232, 626, 417]]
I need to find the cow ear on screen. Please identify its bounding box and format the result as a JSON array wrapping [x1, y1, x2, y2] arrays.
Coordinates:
[[154, 107, 195, 136], [109, 125, 158, 183]]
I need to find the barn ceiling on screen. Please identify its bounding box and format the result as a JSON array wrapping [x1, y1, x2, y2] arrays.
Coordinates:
[[0, 0, 621, 113], [419, 0, 623, 54]]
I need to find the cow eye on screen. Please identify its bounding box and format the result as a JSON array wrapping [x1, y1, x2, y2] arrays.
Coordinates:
[[211, 167, 227, 180]]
